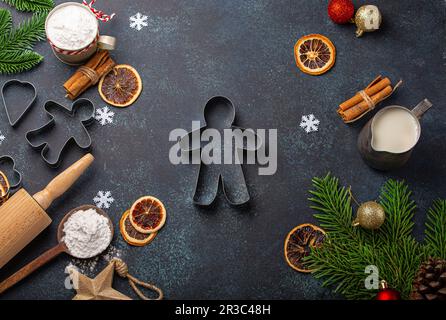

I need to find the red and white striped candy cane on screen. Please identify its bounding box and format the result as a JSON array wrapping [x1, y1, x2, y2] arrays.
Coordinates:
[[82, 0, 115, 22]]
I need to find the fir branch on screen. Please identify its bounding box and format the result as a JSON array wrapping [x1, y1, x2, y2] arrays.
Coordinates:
[[0, 8, 46, 73], [424, 200, 446, 259], [0, 0, 54, 12], [307, 174, 431, 300], [378, 180, 416, 244], [0, 8, 12, 33], [308, 239, 377, 300], [376, 238, 423, 299], [0, 13, 46, 51], [309, 174, 361, 241], [0, 50, 43, 74]]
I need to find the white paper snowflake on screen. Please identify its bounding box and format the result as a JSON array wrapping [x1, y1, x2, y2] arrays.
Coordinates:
[[299, 114, 320, 133], [93, 191, 114, 209], [0, 131, 5, 145], [95, 106, 114, 126], [130, 12, 148, 31]]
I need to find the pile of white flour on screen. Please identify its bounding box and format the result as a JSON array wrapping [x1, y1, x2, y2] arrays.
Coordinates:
[[46, 5, 97, 50], [62, 208, 112, 259]]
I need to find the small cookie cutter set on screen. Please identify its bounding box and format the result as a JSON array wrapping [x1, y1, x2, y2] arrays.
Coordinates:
[[180, 96, 262, 206], [1, 79, 96, 168]]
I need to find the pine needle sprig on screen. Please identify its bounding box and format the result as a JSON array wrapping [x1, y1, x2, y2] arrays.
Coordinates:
[[424, 200, 446, 259], [0, 12, 46, 51], [376, 238, 423, 299], [308, 239, 377, 300], [379, 180, 416, 244], [0, 6, 48, 74], [1, 0, 54, 12], [0, 49, 42, 74], [309, 174, 362, 242], [306, 173, 445, 300], [0, 8, 12, 33]]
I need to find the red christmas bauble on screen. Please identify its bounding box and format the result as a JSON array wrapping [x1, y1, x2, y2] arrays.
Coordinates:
[[375, 281, 401, 300], [376, 289, 401, 300], [327, 0, 355, 24]]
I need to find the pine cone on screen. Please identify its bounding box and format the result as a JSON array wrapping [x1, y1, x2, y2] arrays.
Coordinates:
[[410, 257, 446, 300]]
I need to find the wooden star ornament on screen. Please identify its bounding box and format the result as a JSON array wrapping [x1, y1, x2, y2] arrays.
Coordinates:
[[68, 263, 131, 300]]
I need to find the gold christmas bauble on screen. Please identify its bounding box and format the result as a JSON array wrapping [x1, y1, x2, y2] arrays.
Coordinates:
[[354, 5, 382, 37], [353, 201, 385, 230]]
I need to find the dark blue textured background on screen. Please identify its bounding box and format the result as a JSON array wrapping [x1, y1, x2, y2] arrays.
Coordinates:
[[0, 0, 444, 299]]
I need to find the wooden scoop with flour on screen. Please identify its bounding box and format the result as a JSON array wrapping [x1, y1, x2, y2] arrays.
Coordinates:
[[0, 153, 94, 268]]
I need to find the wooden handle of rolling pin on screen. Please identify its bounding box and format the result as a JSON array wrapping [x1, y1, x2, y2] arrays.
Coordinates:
[[0, 243, 65, 294], [33, 153, 94, 210]]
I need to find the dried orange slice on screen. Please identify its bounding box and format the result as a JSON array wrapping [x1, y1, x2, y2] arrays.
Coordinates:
[[294, 34, 336, 75], [0, 171, 9, 195], [284, 223, 326, 273], [129, 196, 166, 234], [98, 64, 142, 107], [120, 210, 157, 246], [0, 171, 10, 205]]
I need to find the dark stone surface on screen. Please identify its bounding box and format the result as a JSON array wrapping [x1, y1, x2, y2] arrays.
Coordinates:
[[0, 0, 444, 300]]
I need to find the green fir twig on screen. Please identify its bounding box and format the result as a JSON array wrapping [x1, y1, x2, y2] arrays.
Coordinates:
[[0, 12, 46, 51], [0, 5, 48, 74], [309, 174, 360, 241], [379, 180, 416, 244], [0, 8, 12, 33], [425, 200, 446, 259], [306, 173, 445, 300], [0, 49, 42, 74], [1, 0, 54, 12]]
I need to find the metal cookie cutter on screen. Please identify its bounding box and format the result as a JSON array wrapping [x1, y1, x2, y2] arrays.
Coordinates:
[[0, 155, 23, 204], [1, 79, 37, 127], [25, 99, 95, 168], [180, 96, 262, 206]]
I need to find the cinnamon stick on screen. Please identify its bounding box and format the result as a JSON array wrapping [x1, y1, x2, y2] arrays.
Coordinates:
[[64, 51, 108, 92], [64, 50, 116, 100], [339, 77, 391, 111], [339, 85, 393, 121]]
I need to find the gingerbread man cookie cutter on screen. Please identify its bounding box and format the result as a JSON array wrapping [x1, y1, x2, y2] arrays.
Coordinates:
[[25, 99, 95, 168], [180, 96, 262, 206]]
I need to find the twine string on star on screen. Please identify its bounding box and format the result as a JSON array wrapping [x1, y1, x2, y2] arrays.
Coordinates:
[[111, 258, 163, 300]]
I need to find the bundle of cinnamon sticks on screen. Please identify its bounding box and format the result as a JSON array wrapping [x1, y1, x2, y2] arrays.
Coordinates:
[[64, 50, 115, 100], [337, 76, 401, 123]]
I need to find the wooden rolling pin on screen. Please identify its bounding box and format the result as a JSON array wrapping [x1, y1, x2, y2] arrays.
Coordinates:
[[0, 153, 94, 268]]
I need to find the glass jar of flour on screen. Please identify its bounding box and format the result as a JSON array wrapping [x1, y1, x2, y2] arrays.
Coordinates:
[[45, 2, 116, 65]]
